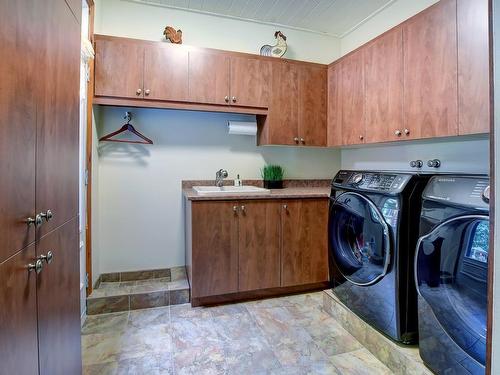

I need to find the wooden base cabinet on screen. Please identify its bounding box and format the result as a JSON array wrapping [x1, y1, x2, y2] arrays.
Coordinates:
[[186, 198, 329, 305]]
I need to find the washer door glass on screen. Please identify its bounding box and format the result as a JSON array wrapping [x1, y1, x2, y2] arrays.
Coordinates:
[[329, 192, 391, 286], [415, 215, 489, 366]]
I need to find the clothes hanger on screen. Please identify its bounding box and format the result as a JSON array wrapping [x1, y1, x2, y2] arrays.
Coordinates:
[[99, 112, 153, 144]]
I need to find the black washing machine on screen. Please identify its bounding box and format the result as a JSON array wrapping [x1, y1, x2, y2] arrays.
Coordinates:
[[415, 175, 489, 374], [329, 170, 432, 344]]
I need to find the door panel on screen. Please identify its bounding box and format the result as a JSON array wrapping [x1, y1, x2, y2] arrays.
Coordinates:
[[191, 201, 239, 298], [0, 0, 37, 262], [0, 245, 39, 375], [230, 56, 271, 108], [403, 0, 458, 139], [238, 201, 281, 292], [37, 218, 81, 375], [282, 199, 329, 287], [188, 51, 230, 105], [95, 39, 144, 98], [144, 45, 189, 101], [341, 50, 365, 145], [364, 28, 404, 143], [457, 0, 490, 135], [299, 65, 327, 146], [37, 0, 80, 237], [327, 64, 342, 147]]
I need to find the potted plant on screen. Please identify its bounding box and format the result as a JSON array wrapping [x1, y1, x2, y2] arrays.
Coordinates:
[[261, 165, 284, 189]]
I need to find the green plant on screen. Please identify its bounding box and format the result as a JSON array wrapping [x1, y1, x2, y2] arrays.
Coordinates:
[[261, 165, 284, 181]]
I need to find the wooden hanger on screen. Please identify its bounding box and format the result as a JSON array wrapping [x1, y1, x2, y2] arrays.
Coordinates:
[[99, 112, 153, 144]]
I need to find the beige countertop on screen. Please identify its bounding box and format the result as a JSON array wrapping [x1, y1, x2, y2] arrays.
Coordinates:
[[183, 186, 331, 201]]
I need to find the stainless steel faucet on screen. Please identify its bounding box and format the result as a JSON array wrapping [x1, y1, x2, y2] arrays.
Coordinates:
[[215, 169, 228, 187]]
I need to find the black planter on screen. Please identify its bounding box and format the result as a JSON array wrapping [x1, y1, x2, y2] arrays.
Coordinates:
[[263, 180, 283, 189]]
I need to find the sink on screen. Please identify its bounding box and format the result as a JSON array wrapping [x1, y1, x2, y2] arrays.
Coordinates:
[[193, 186, 271, 195]]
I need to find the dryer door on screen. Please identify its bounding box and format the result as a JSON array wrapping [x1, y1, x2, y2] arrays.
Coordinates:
[[415, 215, 489, 366], [329, 192, 391, 286]]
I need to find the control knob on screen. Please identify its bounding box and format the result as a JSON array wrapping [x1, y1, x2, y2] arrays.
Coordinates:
[[351, 173, 364, 185]]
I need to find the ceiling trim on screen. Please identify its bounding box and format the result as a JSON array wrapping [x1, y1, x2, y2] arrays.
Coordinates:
[[122, 0, 397, 39]]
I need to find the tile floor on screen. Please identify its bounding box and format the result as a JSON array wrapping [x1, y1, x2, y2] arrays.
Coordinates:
[[82, 292, 392, 374]]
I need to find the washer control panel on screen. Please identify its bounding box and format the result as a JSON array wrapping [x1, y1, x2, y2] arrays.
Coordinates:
[[332, 170, 412, 193]]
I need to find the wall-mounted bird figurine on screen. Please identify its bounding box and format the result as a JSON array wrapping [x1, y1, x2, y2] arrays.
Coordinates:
[[260, 31, 287, 58], [163, 26, 183, 44]]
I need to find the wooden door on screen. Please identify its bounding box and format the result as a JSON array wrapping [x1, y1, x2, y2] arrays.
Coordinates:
[[37, 218, 81, 375], [191, 201, 239, 298], [238, 201, 281, 292], [403, 0, 458, 139], [298, 65, 327, 146], [144, 45, 189, 101], [341, 50, 365, 145], [0, 0, 37, 263], [327, 64, 342, 147], [230, 56, 271, 108], [36, 0, 80, 238], [457, 0, 490, 135], [94, 38, 144, 98], [282, 199, 329, 287], [188, 50, 230, 105], [0, 244, 39, 375], [364, 28, 404, 143]]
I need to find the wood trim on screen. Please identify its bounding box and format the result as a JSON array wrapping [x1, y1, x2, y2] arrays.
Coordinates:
[[85, 1, 95, 297], [191, 281, 329, 307], [93, 96, 269, 115]]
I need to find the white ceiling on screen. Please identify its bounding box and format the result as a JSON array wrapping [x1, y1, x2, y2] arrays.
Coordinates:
[[126, 0, 396, 38]]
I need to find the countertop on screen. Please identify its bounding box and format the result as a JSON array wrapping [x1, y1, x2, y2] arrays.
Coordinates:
[[183, 186, 331, 201]]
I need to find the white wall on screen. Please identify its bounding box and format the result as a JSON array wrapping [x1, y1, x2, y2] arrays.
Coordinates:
[[96, 107, 340, 273], [94, 0, 340, 64]]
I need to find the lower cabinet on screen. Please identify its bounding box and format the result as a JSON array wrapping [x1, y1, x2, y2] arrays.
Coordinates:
[[187, 198, 329, 305]]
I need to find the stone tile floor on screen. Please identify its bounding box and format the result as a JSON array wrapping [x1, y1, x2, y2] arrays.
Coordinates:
[[82, 292, 393, 375]]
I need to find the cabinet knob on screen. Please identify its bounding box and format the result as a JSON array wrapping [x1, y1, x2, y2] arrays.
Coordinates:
[[359, 135, 364, 140], [224, 96, 229, 103], [404, 128, 410, 136], [233, 206, 238, 213], [40, 210, 53, 222], [26, 214, 42, 227], [427, 159, 441, 168], [395, 130, 402, 136], [28, 259, 43, 274], [136, 88, 142, 95], [39, 251, 53, 265], [283, 204, 288, 210], [145, 89, 150, 96], [232, 96, 237, 103], [240, 205, 245, 212], [293, 137, 299, 143], [300, 138, 305, 144]]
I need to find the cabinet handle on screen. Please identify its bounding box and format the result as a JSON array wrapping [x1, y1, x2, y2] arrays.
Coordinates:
[[26, 214, 42, 227], [232, 96, 237, 103], [240, 205, 245, 213], [359, 135, 364, 140], [233, 206, 238, 213], [395, 130, 402, 136], [39, 251, 54, 265], [283, 204, 288, 210], [40, 210, 53, 222], [404, 128, 410, 136], [136, 88, 142, 96], [300, 138, 305, 144], [224, 96, 229, 103], [293, 137, 299, 144], [28, 259, 43, 274], [145, 89, 150, 96]]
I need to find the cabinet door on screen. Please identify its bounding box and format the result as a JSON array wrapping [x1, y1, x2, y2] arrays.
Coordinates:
[[0, 0, 37, 262], [298, 65, 327, 146], [188, 50, 230, 105], [403, 0, 458, 139], [0, 245, 39, 375], [364, 28, 404, 143], [37, 218, 81, 375], [191, 201, 239, 298], [458, 0, 490, 135], [327, 64, 342, 147], [341, 50, 365, 145], [144, 45, 189, 101], [230, 56, 271, 108], [95, 38, 144, 98], [36, 0, 80, 238], [282, 199, 329, 287], [238, 201, 281, 292]]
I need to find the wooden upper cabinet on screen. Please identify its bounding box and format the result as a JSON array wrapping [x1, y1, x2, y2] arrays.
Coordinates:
[[95, 38, 144, 98], [188, 50, 230, 105], [191, 201, 239, 298], [298, 65, 327, 146], [341, 50, 365, 145], [364, 27, 404, 143], [238, 201, 281, 292], [403, 0, 458, 139], [144, 45, 189, 101], [0, 0, 37, 262], [230, 56, 271, 108], [282, 199, 329, 287], [327, 64, 342, 147], [457, 0, 490, 135]]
